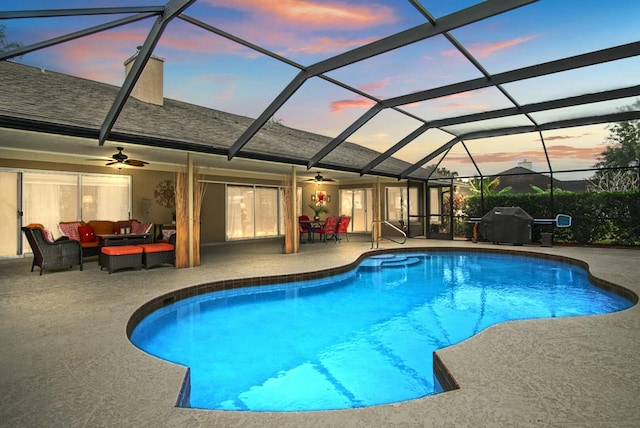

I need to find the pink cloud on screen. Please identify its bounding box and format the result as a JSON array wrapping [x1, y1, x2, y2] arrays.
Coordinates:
[[285, 35, 379, 55], [545, 145, 604, 159], [358, 76, 397, 93], [46, 29, 148, 84], [435, 102, 489, 112], [330, 98, 375, 114], [446, 145, 603, 164], [442, 35, 539, 58], [204, 0, 397, 29]]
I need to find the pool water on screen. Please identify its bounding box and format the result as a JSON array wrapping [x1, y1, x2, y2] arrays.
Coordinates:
[[130, 251, 633, 411]]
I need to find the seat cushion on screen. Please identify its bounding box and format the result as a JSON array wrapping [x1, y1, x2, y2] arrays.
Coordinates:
[[137, 243, 175, 253], [100, 245, 143, 256]]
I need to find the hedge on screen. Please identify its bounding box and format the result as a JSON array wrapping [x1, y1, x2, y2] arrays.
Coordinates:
[[464, 191, 640, 245]]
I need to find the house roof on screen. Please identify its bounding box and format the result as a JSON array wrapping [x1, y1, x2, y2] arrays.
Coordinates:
[[491, 166, 587, 193], [0, 61, 437, 181]]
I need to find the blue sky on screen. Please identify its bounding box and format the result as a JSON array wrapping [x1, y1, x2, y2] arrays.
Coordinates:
[[2, 0, 639, 179]]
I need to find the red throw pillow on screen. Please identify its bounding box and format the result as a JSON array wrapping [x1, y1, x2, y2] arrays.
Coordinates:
[[78, 225, 97, 243]]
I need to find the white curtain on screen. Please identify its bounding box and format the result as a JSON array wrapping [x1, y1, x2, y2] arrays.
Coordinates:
[[23, 172, 78, 236], [82, 175, 130, 221], [226, 185, 281, 240]]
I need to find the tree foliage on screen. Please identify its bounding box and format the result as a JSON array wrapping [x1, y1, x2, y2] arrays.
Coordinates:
[[590, 100, 640, 191], [0, 25, 22, 57], [468, 177, 512, 195]]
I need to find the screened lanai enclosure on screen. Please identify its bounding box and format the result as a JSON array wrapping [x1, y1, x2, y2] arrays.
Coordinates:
[[1, 0, 639, 246]]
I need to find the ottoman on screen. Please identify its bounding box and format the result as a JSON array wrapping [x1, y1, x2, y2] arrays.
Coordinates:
[[100, 245, 143, 274], [137, 243, 175, 269]]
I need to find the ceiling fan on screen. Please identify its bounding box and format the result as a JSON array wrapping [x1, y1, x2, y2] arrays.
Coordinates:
[[91, 147, 149, 168], [306, 172, 334, 183]]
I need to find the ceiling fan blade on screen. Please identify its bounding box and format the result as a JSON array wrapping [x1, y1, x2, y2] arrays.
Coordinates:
[[105, 161, 118, 166], [125, 159, 148, 167]]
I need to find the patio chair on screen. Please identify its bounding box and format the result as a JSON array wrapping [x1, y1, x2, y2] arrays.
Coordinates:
[[22, 226, 83, 275], [313, 215, 338, 243], [336, 216, 351, 242], [299, 215, 313, 242]]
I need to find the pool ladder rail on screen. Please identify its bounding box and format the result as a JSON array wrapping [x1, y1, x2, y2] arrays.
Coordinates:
[[371, 220, 407, 249]]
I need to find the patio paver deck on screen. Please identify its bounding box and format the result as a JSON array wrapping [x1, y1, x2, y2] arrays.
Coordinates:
[[1, 236, 638, 427]]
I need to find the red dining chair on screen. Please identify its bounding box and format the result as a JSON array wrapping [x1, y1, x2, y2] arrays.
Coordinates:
[[313, 215, 338, 243], [299, 215, 313, 242], [336, 216, 351, 242]]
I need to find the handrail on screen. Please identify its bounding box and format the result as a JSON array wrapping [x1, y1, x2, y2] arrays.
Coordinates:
[[371, 220, 407, 249]]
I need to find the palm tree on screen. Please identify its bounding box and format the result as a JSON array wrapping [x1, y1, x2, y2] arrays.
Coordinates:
[[468, 177, 512, 195]]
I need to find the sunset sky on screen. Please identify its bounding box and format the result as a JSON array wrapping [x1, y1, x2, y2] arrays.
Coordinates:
[[2, 0, 639, 179]]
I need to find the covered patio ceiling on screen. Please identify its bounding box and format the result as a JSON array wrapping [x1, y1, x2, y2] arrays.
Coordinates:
[[1, 0, 639, 182]]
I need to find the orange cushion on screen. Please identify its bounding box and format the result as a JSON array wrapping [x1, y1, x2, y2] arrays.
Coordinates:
[[137, 243, 174, 253], [27, 223, 54, 242], [101, 245, 143, 256], [78, 225, 97, 243]]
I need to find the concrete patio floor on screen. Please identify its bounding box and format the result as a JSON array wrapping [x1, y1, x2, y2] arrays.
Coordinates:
[[1, 236, 639, 427]]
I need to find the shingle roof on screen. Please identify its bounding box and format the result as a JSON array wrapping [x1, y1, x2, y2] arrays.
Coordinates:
[[492, 166, 587, 193], [0, 61, 437, 180]]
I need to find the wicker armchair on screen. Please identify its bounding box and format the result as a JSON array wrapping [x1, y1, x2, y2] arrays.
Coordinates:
[[22, 226, 83, 275]]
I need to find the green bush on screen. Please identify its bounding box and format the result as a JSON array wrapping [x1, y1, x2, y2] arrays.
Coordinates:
[[464, 191, 640, 245]]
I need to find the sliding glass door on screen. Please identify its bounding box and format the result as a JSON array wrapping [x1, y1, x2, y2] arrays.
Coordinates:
[[0, 169, 131, 257], [339, 188, 372, 232], [226, 185, 281, 240]]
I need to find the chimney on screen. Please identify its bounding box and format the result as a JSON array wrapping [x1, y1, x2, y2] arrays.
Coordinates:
[[517, 159, 533, 170], [124, 49, 164, 106]]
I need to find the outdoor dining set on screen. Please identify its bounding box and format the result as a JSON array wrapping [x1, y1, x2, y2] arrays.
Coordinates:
[[299, 215, 350, 243]]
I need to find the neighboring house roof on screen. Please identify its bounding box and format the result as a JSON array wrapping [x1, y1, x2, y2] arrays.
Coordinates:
[[491, 166, 588, 193], [0, 61, 440, 181]]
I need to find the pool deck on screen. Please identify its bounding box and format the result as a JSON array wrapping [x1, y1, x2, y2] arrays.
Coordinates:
[[1, 236, 639, 427]]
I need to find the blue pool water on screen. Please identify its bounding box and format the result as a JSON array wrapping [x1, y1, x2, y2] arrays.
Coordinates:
[[130, 251, 633, 412]]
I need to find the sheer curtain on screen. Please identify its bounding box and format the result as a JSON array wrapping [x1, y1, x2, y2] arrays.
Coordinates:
[[386, 187, 418, 224], [0, 171, 19, 256], [226, 185, 254, 240], [255, 187, 278, 237], [226, 185, 281, 240], [81, 175, 130, 221], [23, 172, 78, 236]]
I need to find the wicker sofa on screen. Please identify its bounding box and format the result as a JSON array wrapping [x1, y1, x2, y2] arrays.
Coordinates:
[[58, 220, 150, 257]]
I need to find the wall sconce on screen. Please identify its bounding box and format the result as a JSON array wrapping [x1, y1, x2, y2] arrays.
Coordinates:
[[82, 195, 94, 204]]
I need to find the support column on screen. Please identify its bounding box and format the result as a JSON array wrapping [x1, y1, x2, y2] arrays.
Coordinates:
[[292, 167, 299, 253], [188, 153, 194, 267]]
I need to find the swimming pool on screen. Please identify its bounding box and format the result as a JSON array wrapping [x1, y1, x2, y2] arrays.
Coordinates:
[[129, 251, 633, 412]]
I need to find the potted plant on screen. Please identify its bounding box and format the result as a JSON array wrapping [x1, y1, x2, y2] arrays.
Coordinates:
[[308, 203, 329, 221]]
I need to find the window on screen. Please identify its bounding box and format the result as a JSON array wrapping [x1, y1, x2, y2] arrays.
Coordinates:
[[23, 172, 79, 232], [8, 170, 131, 256], [339, 188, 372, 232], [385, 186, 418, 224], [226, 184, 281, 240], [81, 175, 130, 221]]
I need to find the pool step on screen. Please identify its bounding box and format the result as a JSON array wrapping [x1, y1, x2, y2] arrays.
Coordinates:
[[359, 254, 423, 269]]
